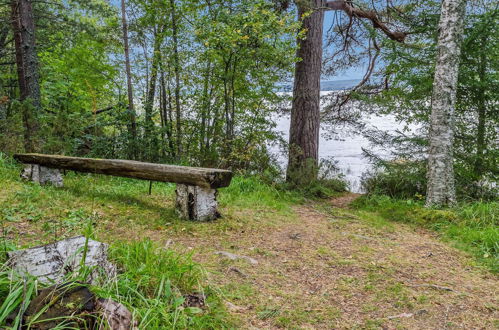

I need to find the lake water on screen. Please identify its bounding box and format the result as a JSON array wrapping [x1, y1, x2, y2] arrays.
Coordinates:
[[272, 79, 410, 192]]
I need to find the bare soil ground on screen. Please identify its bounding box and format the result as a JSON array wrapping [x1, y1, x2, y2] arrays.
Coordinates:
[[164, 194, 498, 329]]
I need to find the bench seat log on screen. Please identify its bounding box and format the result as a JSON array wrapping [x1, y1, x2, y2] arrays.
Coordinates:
[[14, 153, 232, 188], [14, 153, 232, 221]]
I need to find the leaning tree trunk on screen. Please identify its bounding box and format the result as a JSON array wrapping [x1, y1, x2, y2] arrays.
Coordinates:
[[426, 0, 467, 207], [286, 0, 324, 186], [10, 0, 41, 152]]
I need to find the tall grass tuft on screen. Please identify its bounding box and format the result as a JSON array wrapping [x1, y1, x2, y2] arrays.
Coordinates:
[[0, 240, 231, 329], [94, 239, 230, 328]]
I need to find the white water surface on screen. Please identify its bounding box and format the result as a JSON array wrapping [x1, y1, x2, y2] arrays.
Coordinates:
[[270, 83, 414, 192]]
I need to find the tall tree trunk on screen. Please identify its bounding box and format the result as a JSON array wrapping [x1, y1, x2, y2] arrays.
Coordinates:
[[426, 0, 466, 207], [200, 60, 211, 161], [10, 0, 41, 152], [284, 1, 406, 186], [120, 0, 137, 158], [473, 33, 487, 179], [164, 72, 176, 158], [170, 0, 182, 159], [286, 0, 324, 185], [144, 27, 163, 161]]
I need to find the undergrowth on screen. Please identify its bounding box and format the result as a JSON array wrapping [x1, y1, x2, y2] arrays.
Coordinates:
[[352, 195, 499, 273], [0, 239, 231, 329]]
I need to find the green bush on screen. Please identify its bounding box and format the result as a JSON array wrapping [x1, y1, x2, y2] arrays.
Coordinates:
[[361, 161, 426, 199], [362, 159, 497, 201]]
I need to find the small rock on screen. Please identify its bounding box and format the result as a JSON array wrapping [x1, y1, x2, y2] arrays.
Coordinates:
[[96, 298, 137, 330], [388, 312, 414, 320], [225, 301, 246, 312], [215, 251, 258, 265]]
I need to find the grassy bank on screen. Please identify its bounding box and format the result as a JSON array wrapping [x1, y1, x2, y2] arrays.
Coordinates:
[[0, 153, 302, 328], [0, 239, 230, 329], [352, 195, 498, 273], [0, 153, 497, 328]]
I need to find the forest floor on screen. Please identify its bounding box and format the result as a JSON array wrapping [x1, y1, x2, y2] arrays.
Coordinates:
[[0, 162, 497, 329], [168, 196, 497, 329]]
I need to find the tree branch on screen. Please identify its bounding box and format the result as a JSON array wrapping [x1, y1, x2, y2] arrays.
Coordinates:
[[325, 0, 406, 42]]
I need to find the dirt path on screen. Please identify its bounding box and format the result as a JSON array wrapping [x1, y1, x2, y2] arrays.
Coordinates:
[[167, 194, 498, 329]]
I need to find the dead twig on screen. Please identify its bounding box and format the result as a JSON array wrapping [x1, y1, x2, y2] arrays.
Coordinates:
[[406, 283, 457, 293]]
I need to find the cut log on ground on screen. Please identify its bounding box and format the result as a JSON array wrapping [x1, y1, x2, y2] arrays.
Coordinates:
[[8, 235, 116, 284], [21, 164, 63, 187], [175, 184, 219, 221]]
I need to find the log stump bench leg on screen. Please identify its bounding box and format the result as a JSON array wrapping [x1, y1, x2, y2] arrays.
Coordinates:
[[175, 184, 220, 221], [21, 164, 64, 187]]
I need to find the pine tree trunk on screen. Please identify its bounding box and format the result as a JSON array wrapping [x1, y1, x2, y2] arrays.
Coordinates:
[[120, 0, 137, 158], [286, 0, 324, 186], [10, 0, 41, 152], [426, 0, 466, 207]]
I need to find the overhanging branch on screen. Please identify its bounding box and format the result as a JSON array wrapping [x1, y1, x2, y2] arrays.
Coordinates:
[[325, 0, 407, 42]]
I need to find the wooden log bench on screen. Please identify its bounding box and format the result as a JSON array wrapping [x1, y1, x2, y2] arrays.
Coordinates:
[[13, 153, 233, 221]]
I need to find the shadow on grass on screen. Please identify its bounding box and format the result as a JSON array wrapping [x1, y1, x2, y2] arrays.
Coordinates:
[[56, 180, 178, 220]]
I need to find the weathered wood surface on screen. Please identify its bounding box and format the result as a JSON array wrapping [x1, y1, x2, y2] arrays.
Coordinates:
[[14, 153, 233, 188], [8, 235, 116, 284], [21, 164, 63, 187], [175, 184, 219, 221]]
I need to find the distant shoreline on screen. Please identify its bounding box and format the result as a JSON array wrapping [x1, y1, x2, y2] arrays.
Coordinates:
[[276, 78, 361, 92]]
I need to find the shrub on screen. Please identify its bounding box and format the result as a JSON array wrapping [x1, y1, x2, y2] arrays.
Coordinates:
[[361, 160, 426, 199], [362, 159, 498, 201]]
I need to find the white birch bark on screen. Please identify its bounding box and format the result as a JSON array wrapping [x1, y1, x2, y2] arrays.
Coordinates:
[[426, 0, 467, 207]]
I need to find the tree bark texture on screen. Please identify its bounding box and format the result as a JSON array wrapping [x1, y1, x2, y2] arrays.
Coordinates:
[[120, 0, 138, 155], [286, 0, 407, 186], [170, 0, 183, 159], [473, 33, 487, 178], [14, 153, 233, 189], [10, 0, 41, 152], [286, 0, 324, 185], [426, 0, 466, 207], [175, 184, 219, 221]]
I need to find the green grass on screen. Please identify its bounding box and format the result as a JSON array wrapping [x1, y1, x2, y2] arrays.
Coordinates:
[[0, 239, 232, 329], [352, 194, 499, 273], [0, 153, 304, 329]]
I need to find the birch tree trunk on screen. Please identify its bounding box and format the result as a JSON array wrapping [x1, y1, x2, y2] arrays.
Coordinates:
[[426, 0, 467, 207], [286, 0, 324, 186]]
